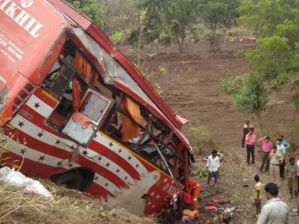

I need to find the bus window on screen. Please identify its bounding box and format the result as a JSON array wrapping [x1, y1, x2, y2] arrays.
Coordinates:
[[61, 90, 114, 146]]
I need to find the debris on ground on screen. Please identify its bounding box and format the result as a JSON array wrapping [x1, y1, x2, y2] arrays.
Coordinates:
[[0, 166, 52, 197]]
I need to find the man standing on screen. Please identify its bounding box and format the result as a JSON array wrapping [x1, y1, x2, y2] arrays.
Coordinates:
[[286, 157, 298, 200], [256, 182, 289, 224], [246, 128, 256, 164], [242, 119, 253, 148], [258, 136, 273, 173], [268, 145, 281, 186], [206, 149, 220, 186], [277, 138, 286, 179], [278, 135, 291, 151]]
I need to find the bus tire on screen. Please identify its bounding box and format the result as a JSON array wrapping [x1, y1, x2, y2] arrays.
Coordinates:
[[51, 170, 83, 190]]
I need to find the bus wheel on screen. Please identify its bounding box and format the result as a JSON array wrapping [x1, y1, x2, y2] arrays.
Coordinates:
[[51, 170, 83, 190]]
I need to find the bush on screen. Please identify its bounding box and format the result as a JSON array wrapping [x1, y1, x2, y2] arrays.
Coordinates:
[[188, 125, 213, 154], [190, 169, 209, 178], [228, 30, 239, 37], [203, 30, 224, 41], [110, 31, 126, 45]]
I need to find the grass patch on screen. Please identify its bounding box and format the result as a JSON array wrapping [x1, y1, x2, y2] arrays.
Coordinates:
[[190, 169, 209, 178], [0, 179, 153, 223], [188, 125, 214, 154]]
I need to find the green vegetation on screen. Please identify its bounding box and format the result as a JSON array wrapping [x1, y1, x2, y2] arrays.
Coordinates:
[[158, 66, 167, 75], [198, 0, 240, 51], [188, 125, 213, 154], [190, 169, 209, 178], [65, 0, 103, 28], [218, 73, 267, 135], [219, 0, 299, 129], [109, 30, 130, 45]]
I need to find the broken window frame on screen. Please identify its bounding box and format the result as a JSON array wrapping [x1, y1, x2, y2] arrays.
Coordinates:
[[101, 94, 186, 183]]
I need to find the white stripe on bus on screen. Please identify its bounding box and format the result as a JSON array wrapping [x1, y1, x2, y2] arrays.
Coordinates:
[[95, 133, 148, 175], [26, 94, 54, 117], [0, 135, 120, 196], [10, 115, 136, 185]]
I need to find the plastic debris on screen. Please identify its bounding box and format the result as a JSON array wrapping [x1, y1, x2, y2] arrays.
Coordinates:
[[204, 205, 218, 212], [0, 167, 52, 198], [224, 207, 235, 213]]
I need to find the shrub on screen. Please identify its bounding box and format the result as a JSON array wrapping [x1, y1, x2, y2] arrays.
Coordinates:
[[188, 125, 213, 154], [228, 30, 239, 37], [110, 30, 126, 45], [190, 169, 209, 178]]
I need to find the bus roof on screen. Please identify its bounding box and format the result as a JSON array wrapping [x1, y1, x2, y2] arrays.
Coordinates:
[[47, 0, 184, 131]]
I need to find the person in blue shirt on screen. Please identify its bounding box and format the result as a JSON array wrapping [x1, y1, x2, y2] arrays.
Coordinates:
[[278, 135, 290, 151]]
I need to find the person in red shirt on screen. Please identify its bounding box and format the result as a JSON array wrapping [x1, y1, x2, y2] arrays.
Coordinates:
[[187, 179, 201, 212], [258, 136, 273, 173], [246, 128, 256, 164]]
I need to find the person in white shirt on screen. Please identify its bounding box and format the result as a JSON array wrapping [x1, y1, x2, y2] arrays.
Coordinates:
[[256, 182, 289, 224], [206, 149, 220, 186]]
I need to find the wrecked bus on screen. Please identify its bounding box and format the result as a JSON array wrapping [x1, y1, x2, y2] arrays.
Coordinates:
[[0, 0, 194, 218]]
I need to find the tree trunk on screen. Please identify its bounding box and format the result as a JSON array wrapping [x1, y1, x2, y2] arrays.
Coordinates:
[[210, 21, 217, 51], [137, 25, 143, 68], [255, 112, 264, 136], [177, 38, 183, 54]]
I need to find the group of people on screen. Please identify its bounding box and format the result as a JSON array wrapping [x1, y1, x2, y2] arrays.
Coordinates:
[[242, 119, 299, 223], [181, 119, 297, 223]]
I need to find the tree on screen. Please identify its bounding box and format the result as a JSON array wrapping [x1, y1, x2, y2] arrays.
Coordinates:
[[218, 73, 268, 135], [245, 36, 296, 90], [99, 0, 137, 36], [238, 0, 299, 41], [137, 10, 148, 67], [65, 0, 103, 28], [238, 0, 299, 106], [198, 0, 240, 51], [160, 0, 200, 54], [133, 0, 200, 54], [135, 0, 163, 43]]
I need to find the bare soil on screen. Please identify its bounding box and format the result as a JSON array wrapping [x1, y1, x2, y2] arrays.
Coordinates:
[[120, 41, 299, 223]]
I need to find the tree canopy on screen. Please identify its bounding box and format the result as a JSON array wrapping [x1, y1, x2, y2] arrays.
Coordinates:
[[198, 0, 240, 50], [65, 0, 103, 28]]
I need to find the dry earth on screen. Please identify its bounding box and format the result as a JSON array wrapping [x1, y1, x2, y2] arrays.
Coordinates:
[[120, 41, 299, 223]]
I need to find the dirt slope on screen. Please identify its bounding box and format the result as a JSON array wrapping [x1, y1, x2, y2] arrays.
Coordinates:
[[120, 41, 299, 223]]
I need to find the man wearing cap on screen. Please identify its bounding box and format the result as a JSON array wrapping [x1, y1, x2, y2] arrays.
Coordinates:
[[258, 136, 273, 173], [206, 150, 220, 186], [242, 119, 253, 148]]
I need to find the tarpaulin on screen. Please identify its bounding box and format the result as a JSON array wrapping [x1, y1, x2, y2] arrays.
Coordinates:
[[122, 96, 140, 142]]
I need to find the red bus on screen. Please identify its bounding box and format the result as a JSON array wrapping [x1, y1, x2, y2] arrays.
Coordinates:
[[0, 0, 194, 219]]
